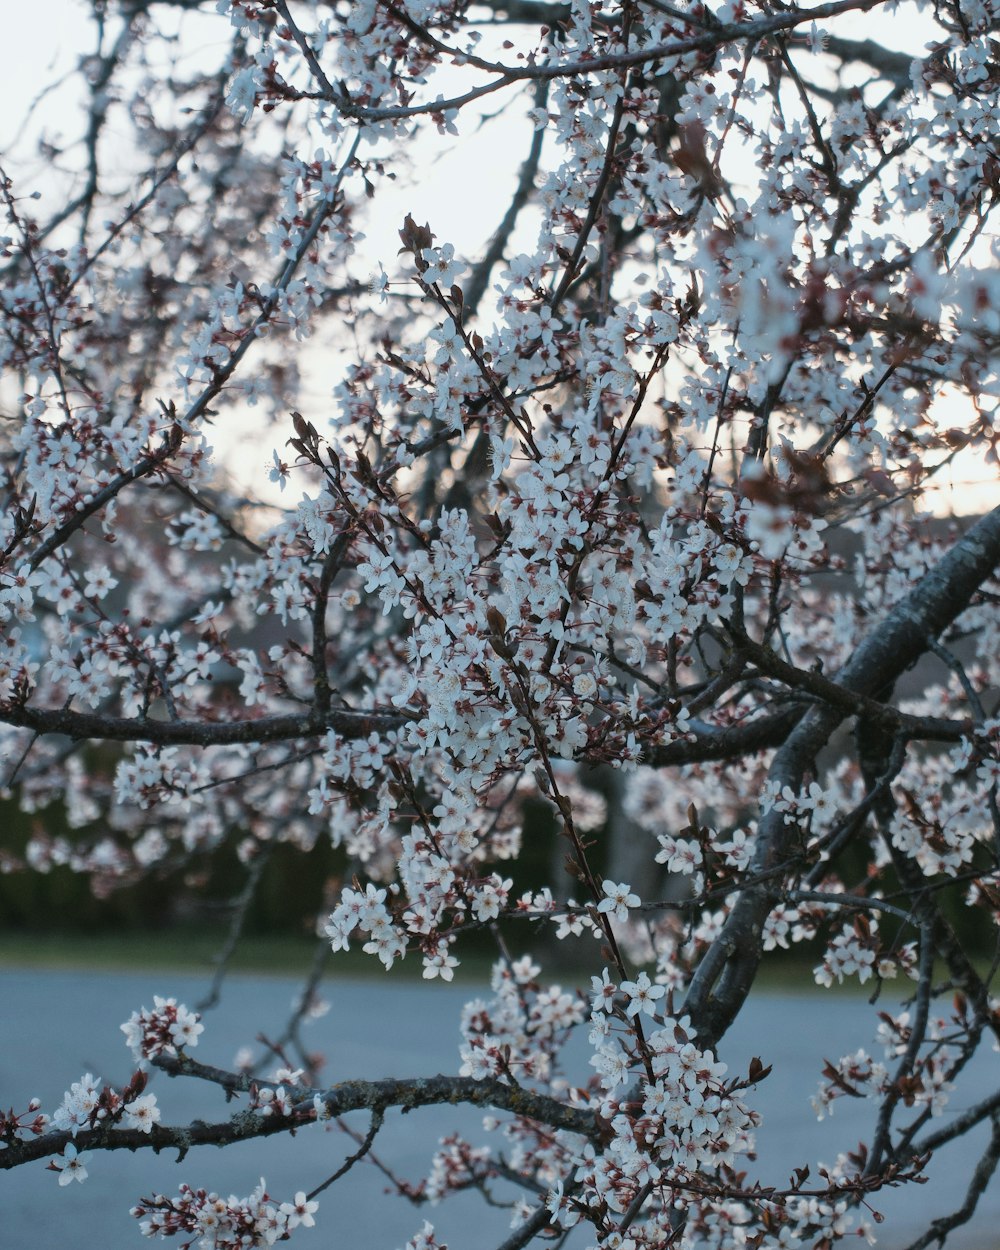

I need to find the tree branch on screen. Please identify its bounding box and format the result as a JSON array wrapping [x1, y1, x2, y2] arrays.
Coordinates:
[[0, 703, 407, 747], [684, 505, 1000, 1047], [0, 1068, 599, 1171]]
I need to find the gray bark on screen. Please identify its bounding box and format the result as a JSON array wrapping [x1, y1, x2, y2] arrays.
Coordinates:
[[683, 505, 1000, 1047]]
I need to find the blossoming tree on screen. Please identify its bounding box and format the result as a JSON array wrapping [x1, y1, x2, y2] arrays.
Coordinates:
[[1, 0, 999, 1246]]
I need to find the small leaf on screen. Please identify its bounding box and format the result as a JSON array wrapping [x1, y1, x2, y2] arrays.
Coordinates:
[[398, 213, 434, 256], [748, 1056, 772, 1084], [486, 605, 508, 638]]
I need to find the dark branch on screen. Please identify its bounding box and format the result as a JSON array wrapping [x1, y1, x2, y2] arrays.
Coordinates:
[[684, 504, 1000, 1047], [0, 703, 408, 747], [0, 1065, 599, 1171]]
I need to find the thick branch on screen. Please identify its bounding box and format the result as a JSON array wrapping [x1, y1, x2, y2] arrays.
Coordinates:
[[823, 35, 913, 86], [684, 505, 1000, 1047], [0, 1067, 598, 1171], [732, 635, 971, 742], [0, 703, 407, 747], [645, 707, 803, 766], [902, 1115, 1000, 1250]]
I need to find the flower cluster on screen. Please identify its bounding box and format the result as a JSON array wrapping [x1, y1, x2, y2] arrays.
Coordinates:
[[132, 1179, 317, 1247], [121, 998, 205, 1064], [0, 1099, 48, 1146], [459, 957, 586, 1083], [558, 985, 760, 1242], [51, 1070, 160, 1138]]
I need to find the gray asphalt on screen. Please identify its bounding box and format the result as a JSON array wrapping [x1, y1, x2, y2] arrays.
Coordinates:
[[1, 969, 996, 1249]]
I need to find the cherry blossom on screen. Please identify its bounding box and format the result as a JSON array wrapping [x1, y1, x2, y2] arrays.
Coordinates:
[[1, 0, 999, 1246], [597, 880, 640, 923], [53, 1143, 91, 1186], [618, 971, 665, 1019]]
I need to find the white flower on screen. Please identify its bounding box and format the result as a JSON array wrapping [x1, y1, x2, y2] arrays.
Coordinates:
[[572, 670, 598, 698], [422, 941, 459, 981], [125, 1094, 160, 1133], [591, 968, 617, 1013], [368, 265, 389, 302], [225, 64, 261, 124], [597, 880, 640, 922], [268, 449, 289, 491], [619, 971, 665, 1018], [280, 1191, 319, 1229], [55, 1143, 91, 1185], [83, 566, 118, 599], [170, 1006, 204, 1049], [489, 432, 515, 479], [420, 243, 465, 287]]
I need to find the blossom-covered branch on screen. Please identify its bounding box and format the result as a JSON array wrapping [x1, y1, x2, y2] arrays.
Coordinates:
[[2, 0, 999, 1247]]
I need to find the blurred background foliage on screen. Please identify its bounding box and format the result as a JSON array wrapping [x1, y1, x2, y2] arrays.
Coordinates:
[[0, 789, 993, 978]]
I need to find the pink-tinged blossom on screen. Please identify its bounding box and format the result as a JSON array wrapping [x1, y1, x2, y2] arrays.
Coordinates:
[[619, 971, 665, 1019], [131, 1176, 310, 1245], [591, 969, 618, 1014], [279, 1192, 318, 1230], [52, 1074, 102, 1136], [53, 1143, 91, 1186], [225, 64, 262, 123], [422, 940, 459, 981], [124, 1094, 161, 1134], [420, 244, 465, 288], [121, 998, 203, 1064], [403, 1222, 444, 1250], [597, 880, 640, 923]]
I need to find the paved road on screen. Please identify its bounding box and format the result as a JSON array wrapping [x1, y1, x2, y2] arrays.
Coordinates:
[[1, 969, 997, 1249]]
